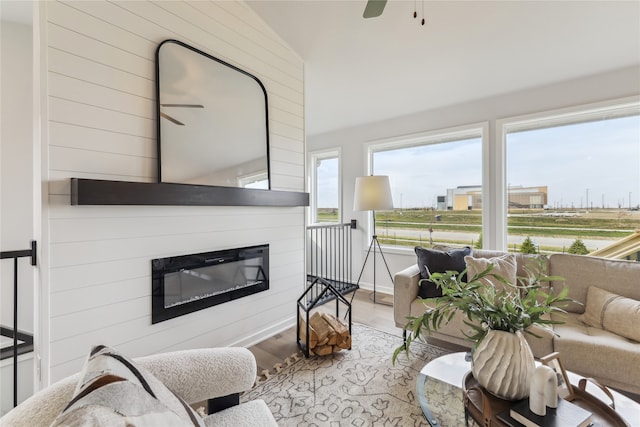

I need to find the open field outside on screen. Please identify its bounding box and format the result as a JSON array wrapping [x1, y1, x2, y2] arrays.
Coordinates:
[[317, 208, 640, 254]]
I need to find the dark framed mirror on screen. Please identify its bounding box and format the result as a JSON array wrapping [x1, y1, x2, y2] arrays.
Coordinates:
[[156, 39, 270, 189]]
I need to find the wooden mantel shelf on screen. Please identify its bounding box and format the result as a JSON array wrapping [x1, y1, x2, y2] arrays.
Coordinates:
[[70, 178, 309, 207]]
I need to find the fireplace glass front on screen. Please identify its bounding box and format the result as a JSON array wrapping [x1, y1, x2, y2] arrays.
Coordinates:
[[152, 244, 269, 324]]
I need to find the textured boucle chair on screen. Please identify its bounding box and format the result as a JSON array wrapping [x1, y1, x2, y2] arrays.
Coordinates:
[[1, 347, 277, 427]]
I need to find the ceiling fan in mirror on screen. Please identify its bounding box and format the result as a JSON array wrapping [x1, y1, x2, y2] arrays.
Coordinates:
[[363, 0, 426, 25], [159, 103, 204, 126]]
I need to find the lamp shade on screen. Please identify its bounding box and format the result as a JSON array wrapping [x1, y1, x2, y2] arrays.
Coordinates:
[[353, 176, 394, 211]]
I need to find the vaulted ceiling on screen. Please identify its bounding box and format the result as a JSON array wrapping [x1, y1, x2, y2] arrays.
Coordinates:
[[247, 0, 640, 136], [3, 1, 639, 137]]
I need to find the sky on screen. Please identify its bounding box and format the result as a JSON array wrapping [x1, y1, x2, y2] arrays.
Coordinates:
[[506, 116, 639, 209], [316, 115, 640, 209], [374, 138, 482, 209]]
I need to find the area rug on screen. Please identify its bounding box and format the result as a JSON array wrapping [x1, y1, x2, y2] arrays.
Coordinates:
[[241, 323, 452, 426]]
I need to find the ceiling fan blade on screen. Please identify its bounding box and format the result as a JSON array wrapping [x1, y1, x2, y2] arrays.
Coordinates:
[[363, 0, 387, 18], [160, 104, 204, 108], [160, 112, 185, 126]]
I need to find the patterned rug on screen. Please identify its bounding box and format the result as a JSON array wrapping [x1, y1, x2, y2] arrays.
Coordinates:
[[241, 323, 451, 426]]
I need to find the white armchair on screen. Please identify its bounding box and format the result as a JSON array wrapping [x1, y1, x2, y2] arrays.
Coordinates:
[[1, 347, 277, 427]]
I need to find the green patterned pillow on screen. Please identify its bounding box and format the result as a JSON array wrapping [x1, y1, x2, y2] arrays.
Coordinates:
[[51, 345, 205, 426]]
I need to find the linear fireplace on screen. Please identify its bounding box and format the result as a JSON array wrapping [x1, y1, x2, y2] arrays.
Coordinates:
[[151, 244, 269, 324]]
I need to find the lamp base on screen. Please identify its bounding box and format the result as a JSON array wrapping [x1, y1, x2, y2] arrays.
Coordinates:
[[356, 235, 394, 305], [367, 290, 393, 306]]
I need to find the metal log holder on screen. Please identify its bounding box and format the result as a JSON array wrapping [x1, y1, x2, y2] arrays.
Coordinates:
[[296, 276, 352, 358]]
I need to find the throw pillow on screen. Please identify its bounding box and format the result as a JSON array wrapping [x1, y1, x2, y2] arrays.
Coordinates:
[[415, 246, 471, 298], [579, 286, 640, 342], [464, 253, 517, 293], [51, 345, 205, 427]]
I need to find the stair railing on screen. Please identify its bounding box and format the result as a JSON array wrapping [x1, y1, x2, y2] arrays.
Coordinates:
[[1, 240, 36, 408]]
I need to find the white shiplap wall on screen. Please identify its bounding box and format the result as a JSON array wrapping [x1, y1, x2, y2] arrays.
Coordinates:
[[45, 0, 305, 381]]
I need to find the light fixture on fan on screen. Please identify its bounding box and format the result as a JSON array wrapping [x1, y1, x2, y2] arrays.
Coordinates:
[[415, 0, 425, 25], [363, 0, 426, 26]]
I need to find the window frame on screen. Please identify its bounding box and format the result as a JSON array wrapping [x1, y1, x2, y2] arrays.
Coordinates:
[[496, 96, 640, 251], [308, 147, 342, 225], [364, 122, 490, 252]]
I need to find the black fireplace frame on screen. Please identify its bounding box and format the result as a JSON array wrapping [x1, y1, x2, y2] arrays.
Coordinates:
[[151, 244, 269, 324]]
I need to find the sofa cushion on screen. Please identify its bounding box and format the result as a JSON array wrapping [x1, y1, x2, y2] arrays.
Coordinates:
[[414, 246, 471, 298], [464, 253, 517, 292], [552, 312, 640, 395], [579, 286, 640, 342], [51, 345, 204, 427], [410, 297, 476, 346], [410, 298, 554, 358]]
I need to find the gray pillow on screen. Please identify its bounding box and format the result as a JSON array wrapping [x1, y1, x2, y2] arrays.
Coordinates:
[[415, 246, 471, 298]]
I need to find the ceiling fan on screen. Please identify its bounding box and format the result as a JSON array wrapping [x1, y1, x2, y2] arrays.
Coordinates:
[[363, 0, 426, 25], [363, 0, 387, 18], [159, 104, 204, 126]]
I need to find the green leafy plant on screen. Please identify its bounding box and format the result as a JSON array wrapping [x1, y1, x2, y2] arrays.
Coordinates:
[[392, 257, 571, 363]]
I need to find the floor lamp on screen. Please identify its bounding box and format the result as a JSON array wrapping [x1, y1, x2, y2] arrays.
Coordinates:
[[353, 176, 394, 304]]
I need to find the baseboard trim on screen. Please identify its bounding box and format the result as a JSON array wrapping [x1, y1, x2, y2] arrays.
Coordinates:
[[230, 316, 296, 349], [356, 282, 394, 296]]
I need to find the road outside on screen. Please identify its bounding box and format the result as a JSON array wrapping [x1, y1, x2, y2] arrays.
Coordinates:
[[335, 208, 640, 254], [379, 228, 618, 253]]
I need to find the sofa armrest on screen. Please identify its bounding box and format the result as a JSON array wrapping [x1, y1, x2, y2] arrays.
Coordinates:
[[0, 375, 79, 427], [0, 348, 257, 426], [393, 264, 421, 329], [136, 347, 256, 405]]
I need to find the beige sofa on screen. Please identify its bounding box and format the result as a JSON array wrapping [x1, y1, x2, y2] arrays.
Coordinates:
[[1, 347, 277, 427], [394, 250, 640, 395]]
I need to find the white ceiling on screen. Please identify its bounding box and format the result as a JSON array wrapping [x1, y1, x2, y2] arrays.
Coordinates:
[[3, 1, 639, 137], [247, 0, 640, 136]]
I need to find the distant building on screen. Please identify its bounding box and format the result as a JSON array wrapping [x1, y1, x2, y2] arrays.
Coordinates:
[[508, 185, 548, 209], [440, 185, 548, 210]]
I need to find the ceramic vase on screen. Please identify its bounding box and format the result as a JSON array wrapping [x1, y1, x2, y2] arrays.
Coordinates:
[[471, 329, 535, 400]]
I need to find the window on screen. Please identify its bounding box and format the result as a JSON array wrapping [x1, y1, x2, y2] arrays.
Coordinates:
[[309, 149, 341, 224], [368, 124, 487, 249], [503, 101, 640, 256]]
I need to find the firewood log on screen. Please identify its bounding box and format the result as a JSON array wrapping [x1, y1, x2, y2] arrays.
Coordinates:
[[309, 312, 332, 342], [337, 335, 352, 349], [321, 312, 350, 339], [298, 315, 318, 349], [314, 344, 334, 356], [303, 311, 352, 355]]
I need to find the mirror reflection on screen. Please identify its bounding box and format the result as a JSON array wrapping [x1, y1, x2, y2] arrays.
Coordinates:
[[157, 40, 270, 189]]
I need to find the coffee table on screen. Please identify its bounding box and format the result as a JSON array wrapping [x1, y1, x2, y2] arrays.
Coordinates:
[[416, 352, 640, 427]]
